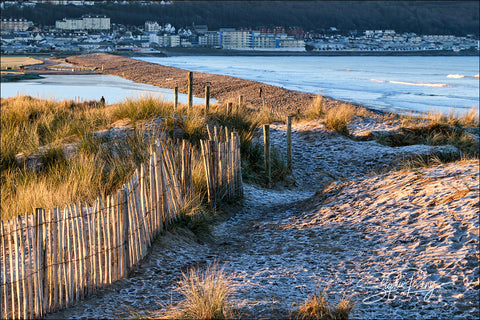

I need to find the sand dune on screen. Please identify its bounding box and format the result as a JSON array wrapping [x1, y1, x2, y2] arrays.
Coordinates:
[[46, 117, 479, 320]]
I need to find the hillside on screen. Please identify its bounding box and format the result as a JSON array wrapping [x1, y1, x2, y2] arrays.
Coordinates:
[[2, 1, 479, 36]]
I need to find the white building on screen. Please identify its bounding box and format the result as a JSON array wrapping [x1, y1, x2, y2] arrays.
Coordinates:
[[1, 18, 32, 31], [220, 30, 254, 50], [149, 34, 180, 47], [145, 21, 160, 32], [55, 15, 110, 31], [198, 31, 220, 47], [254, 33, 276, 49], [220, 29, 304, 51]]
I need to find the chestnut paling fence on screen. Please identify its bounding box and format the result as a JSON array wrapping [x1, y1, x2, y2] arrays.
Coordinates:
[[0, 127, 243, 319]]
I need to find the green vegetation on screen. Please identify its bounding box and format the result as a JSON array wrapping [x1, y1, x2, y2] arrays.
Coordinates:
[[1, 73, 43, 82]]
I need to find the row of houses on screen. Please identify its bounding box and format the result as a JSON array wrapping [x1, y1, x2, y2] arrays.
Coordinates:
[[1, 18, 33, 32], [308, 30, 479, 52]]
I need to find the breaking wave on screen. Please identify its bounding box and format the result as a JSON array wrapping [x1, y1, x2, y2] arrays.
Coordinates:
[[446, 74, 465, 79], [370, 79, 386, 83], [389, 80, 448, 87]]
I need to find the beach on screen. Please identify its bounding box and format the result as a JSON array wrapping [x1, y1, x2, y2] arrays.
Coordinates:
[[45, 119, 479, 319], [12, 53, 477, 319], [67, 53, 324, 115]]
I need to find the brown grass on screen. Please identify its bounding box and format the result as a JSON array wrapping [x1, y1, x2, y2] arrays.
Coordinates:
[[323, 103, 356, 135], [293, 286, 355, 320], [1, 95, 274, 220], [400, 107, 479, 128], [306, 95, 327, 119], [1, 56, 43, 70], [162, 263, 235, 320]]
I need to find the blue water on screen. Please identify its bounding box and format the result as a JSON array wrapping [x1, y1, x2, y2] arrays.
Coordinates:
[[137, 56, 479, 115], [1, 74, 207, 105]]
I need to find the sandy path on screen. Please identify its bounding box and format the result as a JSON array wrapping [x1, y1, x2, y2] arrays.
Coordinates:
[[45, 119, 478, 319], [66, 53, 323, 115]]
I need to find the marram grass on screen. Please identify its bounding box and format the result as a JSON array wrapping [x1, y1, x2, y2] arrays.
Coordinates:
[[293, 285, 355, 320], [0, 95, 279, 220], [162, 263, 235, 320]]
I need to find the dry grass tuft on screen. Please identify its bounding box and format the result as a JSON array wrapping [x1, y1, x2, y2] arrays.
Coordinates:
[[376, 120, 479, 156], [401, 107, 479, 128], [323, 103, 356, 135], [163, 263, 235, 320], [460, 106, 480, 127], [400, 150, 478, 170], [306, 95, 327, 119], [293, 286, 354, 320]]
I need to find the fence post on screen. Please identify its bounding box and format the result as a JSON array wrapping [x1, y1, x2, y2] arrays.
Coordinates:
[[263, 125, 271, 188], [210, 140, 217, 213], [262, 97, 265, 109], [174, 86, 178, 111], [205, 85, 210, 114], [1, 221, 9, 319], [187, 72, 193, 110], [34, 208, 45, 317], [121, 189, 130, 277], [238, 95, 243, 107], [227, 102, 232, 115], [287, 115, 292, 174]]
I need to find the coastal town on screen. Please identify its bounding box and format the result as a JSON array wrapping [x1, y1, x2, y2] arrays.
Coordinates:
[[1, 2, 478, 55]]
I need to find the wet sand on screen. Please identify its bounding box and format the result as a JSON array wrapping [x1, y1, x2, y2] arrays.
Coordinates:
[[67, 53, 323, 115]]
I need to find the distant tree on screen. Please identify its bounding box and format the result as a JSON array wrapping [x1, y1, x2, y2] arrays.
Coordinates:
[[1, 1, 478, 36]]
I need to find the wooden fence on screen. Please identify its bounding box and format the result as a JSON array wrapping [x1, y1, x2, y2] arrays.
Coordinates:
[[0, 128, 243, 319]]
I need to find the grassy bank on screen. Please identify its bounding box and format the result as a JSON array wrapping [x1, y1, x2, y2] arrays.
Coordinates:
[[0, 72, 43, 82], [1, 56, 44, 70], [304, 95, 479, 156], [0, 95, 278, 220]]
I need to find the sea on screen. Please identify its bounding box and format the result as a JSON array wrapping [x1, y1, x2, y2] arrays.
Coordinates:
[[2, 56, 478, 116], [0, 74, 206, 105], [138, 55, 479, 116]]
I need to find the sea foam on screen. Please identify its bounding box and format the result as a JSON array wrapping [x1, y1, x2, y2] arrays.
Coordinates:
[[446, 74, 465, 79], [389, 80, 448, 87]]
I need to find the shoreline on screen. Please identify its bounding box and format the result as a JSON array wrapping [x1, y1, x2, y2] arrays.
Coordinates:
[[154, 47, 480, 57], [4, 49, 477, 58], [0, 72, 43, 82], [67, 53, 320, 115], [65, 52, 402, 117]]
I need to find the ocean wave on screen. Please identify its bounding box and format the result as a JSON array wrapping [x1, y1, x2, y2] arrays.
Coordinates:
[[389, 80, 448, 87], [370, 79, 385, 83], [446, 74, 465, 79]]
